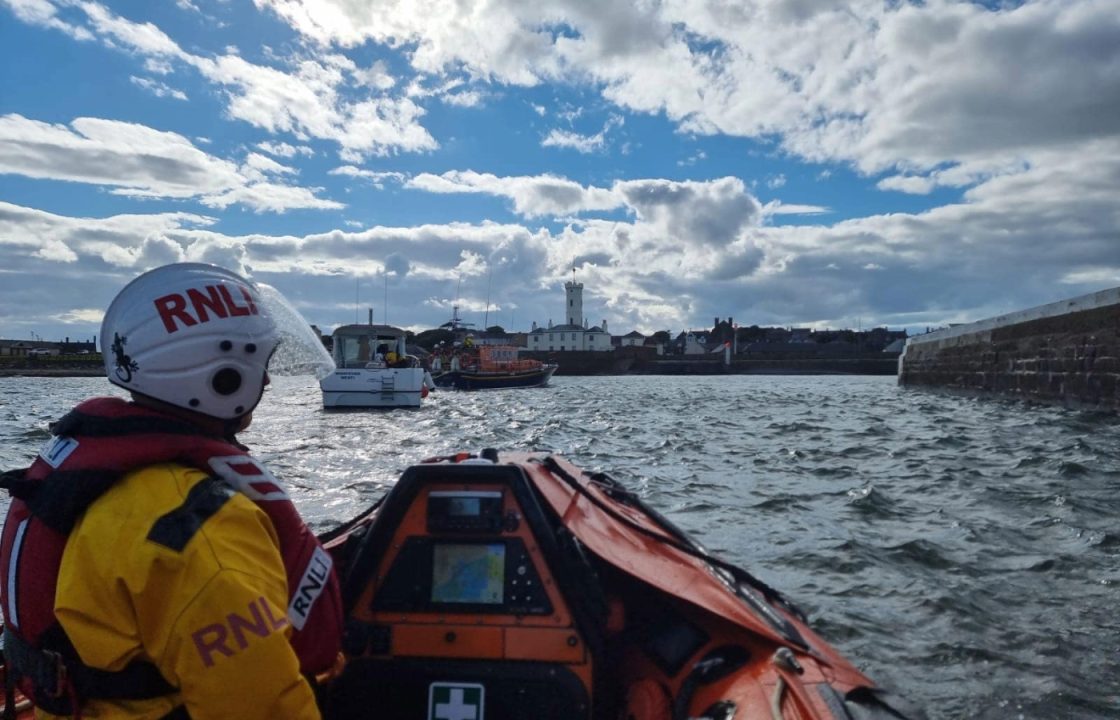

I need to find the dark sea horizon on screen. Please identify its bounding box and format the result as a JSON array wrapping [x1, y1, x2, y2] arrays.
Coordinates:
[[1, 374, 1117, 719]]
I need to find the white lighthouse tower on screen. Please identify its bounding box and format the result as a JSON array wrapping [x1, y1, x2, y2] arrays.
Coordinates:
[[565, 279, 584, 327], [527, 270, 610, 352]]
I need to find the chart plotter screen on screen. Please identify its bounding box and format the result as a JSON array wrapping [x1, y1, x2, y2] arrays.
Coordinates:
[[430, 543, 505, 604]]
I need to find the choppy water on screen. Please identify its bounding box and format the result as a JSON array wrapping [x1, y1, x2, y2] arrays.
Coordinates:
[[1, 375, 1118, 719]]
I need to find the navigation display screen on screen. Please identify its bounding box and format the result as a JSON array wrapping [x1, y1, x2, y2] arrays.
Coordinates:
[[431, 543, 505, 605], [448, 497, 481, 516]]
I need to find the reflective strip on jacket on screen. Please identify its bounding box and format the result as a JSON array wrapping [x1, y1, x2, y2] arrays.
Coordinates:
[[41, 462, 320, 720]]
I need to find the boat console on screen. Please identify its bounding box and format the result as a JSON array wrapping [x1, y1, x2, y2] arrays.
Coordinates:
[[322, 452, 916, 720], [326, 459, 601, 719]]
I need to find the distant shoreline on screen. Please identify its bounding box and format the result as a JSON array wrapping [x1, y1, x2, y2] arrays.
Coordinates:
[[0, 354, 900, 378], [0, 367, 106, 377]]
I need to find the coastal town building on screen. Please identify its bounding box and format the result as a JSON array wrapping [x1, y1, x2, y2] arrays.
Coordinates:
[[618, 330, 646, 347], [528, 279, 611, 352], [682, 331, 711, 355], [0, 337, 96, 356]]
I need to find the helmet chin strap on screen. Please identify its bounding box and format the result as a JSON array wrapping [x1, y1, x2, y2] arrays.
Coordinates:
[[129, 392, 251, 440]]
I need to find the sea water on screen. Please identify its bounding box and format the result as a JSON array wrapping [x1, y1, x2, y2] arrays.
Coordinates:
[[1, 374, 1117, 719]]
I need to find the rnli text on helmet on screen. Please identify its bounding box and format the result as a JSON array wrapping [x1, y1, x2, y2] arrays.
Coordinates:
[[154, 284, 260, 334]]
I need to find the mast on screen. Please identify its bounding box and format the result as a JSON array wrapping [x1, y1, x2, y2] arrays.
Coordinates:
[[483, 263, 492, 330]]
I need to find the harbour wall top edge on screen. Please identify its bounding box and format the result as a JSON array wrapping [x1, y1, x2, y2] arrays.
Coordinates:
[[905, 286, 1120, 350]]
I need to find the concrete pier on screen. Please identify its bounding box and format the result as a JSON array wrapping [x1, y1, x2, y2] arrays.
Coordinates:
[[899, 288, 1120, 410]]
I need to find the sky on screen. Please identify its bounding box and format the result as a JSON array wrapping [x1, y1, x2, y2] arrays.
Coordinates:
[[1, 0, 1118, 344]]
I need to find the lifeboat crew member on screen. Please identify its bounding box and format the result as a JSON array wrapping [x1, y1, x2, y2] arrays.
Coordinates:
[[0, 263, 344, 719]]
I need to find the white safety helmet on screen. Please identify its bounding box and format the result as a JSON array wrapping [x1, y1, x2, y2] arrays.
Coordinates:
[[101, 263, 333, 420]]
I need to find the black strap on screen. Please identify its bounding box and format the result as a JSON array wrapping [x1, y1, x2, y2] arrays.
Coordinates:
[[50, 409, 201, 439], [24, 469, 121, 535], [3, 626, 176, 705], [3, 649, 17, 720], [159, 704, 192, 719], [0, 468, 37, 509], [147, 477, 236, 552]]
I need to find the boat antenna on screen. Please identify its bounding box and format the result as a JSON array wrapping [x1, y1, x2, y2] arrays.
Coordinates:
[[355, 276, 359, 324], [483, 263, 492, 330], [455, 275, 462, 329], [383, 270, 388, 325]]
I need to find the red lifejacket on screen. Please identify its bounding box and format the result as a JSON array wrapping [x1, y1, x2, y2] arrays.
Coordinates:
[[0, 397, 343, 711]]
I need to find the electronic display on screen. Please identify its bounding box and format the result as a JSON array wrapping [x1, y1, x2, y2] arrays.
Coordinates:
[[448, 497, 481, 516], [430, 543, 505, 604], [428, 491, 503, 532]]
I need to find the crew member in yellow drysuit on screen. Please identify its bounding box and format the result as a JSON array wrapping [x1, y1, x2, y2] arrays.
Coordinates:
[[48, 461, 316, 719], [0, 264, 342, 719]]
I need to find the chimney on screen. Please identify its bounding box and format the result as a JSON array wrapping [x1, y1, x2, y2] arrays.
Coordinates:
[[602, 319, 608, 333], [368, 308, 373, 325]]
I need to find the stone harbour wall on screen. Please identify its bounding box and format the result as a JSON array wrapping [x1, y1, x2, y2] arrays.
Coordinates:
[[899, 287, 1120, 411]]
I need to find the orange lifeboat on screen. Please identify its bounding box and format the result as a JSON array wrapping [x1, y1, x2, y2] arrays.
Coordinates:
[[432, 346, 558, 390]]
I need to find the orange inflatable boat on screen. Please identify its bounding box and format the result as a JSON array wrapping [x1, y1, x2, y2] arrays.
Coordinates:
[[319, 450, 916, 719], [2, 450, 918, 719]]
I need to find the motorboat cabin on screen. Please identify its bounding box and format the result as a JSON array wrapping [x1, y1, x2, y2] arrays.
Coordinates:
[[320, 324, 427, 408]]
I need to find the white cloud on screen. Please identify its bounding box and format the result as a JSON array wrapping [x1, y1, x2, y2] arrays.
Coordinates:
[[45, 0, 1115, 189], [256, 141, 314, 158], [243, 152, 297, 177], [351, 60, 395, 90], [677, 150, 706, 167], [1, 0, 93, 41], [0, 114, 340, 213], [13, 1, 435, 162], [201, 183, 342, 213], [762, 201, 829, 217], [408, 170, 622, 218], [876, 174, 937, 195], [79, 0, 184, 57], [52, 308, 104, 324], [2, 0, 1118, 341], [442, 90, 484, 108], [248, 0, 1119, 191], [143, 57, 173, 75], [129, 75, 188, 100], [541, 115, 624, 154], [328, 165, 406, 188], [541, 129, 603, 154], [1060, 268, 1120, 285], [2, 130, 1117, 338]]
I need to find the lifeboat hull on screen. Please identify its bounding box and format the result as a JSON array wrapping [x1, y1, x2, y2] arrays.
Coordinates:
[[432, 364, 557, 390]]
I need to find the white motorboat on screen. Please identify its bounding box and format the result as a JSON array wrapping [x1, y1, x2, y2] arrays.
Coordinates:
[[320, 324, 428, 408]]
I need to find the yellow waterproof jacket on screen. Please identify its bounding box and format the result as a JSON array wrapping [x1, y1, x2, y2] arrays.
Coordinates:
[[44, 462, 320, 720]]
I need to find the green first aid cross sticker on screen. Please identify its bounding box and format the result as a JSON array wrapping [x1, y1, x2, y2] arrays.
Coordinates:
[[428, 682, 485, 720]]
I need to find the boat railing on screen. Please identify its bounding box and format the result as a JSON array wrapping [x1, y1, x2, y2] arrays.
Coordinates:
[[478, 358, 541, 373]]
